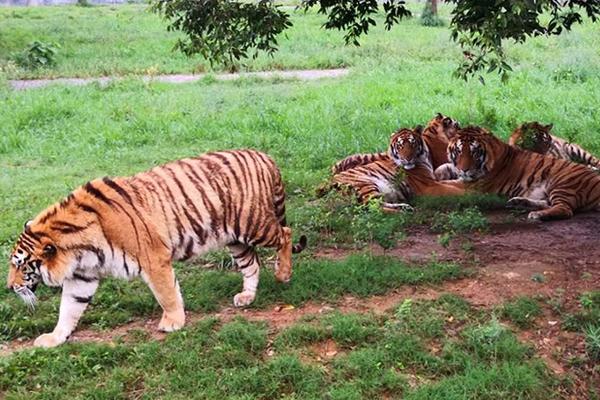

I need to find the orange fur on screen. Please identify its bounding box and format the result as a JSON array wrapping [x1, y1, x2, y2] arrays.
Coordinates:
[[449, 126, 600, 220]]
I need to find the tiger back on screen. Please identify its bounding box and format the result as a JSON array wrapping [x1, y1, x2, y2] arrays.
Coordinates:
[[509, 122, 600, 170], [449, 126, 600, 220], [7, 149, 306, 348]]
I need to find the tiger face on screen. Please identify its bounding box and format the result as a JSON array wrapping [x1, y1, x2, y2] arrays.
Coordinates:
[[447, 127, 493, 182], [511, 122, 553, 154], [429, 113, 461, 139], [7, 219, 80, 308], [388, 126, 425, 170]]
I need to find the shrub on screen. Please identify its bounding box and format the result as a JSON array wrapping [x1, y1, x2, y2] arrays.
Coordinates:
[[420, 1, 444, 27], [13, 41, 60, 69]]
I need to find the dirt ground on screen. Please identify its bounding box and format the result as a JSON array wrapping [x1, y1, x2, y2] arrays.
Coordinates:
[[2, 211, 599, 396]]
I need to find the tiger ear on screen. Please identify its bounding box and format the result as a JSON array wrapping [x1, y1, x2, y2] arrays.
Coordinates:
[[414, 125, 424, 135], [24, 220, 33, 229], [436, 112, 443, 119]]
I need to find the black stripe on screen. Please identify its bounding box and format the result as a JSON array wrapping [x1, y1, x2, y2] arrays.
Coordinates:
[[72, 272, 97, 282], [73, 295, 93, 304], [51, 221, 90, 234], [84, 182, 113, 205], [75, 201, 100, 214]]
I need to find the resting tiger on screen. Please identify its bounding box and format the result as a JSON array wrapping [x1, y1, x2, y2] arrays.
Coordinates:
[[447, 126, 600, 220], [508, 122, 600, 170], [327, 125, 465, 211], [332, 113, 460, 176], [7, 149, 307, 348]]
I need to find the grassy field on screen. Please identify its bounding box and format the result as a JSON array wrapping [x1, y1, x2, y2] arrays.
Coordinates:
[[1, 2, 600, 399]]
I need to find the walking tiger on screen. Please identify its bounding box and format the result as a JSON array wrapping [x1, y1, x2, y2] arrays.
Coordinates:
[[7, 149, 306, 347]]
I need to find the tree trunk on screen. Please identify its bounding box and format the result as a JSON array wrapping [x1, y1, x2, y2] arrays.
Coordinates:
[[430, 0, 438, 15]]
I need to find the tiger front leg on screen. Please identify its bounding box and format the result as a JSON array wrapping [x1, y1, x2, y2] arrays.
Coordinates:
[[228, 243, 260, 307], [34, 278, 99, 348], [142, 263, 185, 332], [506, 196, 549, 211]]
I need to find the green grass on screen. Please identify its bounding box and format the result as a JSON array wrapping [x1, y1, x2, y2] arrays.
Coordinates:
[[0, 297, 557, 400], [0, 254, 463, 341], [501, 297, 542, 329]]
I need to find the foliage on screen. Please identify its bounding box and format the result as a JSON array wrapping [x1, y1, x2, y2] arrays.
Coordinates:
[[12, 41, 59, 69], [150, 0, 292, 67], [501, 297, 542, 329], [584, 324, 600, 362], [420, 0, 443, 27], [150, 0, 600, 80]]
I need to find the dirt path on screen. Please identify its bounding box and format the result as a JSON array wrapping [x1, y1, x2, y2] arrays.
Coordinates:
[[8, 68, 350, 91]]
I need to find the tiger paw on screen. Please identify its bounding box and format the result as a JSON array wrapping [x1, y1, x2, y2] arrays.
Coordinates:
[[34, 333, 65, 348], [382, 202, 414, 213], [233, 291, 256, 308], [527, 211, 543, 221], [274, 265, 292, 283], [158, 310, 185, 332], [506, 197, 529, 209]]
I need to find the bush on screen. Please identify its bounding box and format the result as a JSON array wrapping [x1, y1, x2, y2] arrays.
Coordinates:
[[420, 1, 444, 27], [13, 41, 60, 69]]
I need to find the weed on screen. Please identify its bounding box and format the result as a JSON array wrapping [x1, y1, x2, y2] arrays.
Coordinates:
[[531, 273, 545, 283], [501, 297, 542, 329], [584, 324, 600, 362], [13, 41, 60, 69]]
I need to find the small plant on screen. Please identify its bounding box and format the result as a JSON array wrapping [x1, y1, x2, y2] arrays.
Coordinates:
[[351, 198, 407, 250], [420, 0, 444, 27], [395, 299, 413, 321], [531, 273, 545, 283], [430, 207, 488, 247], [13, 41, 60, 69], [584, 324, 600, 361], [501, 297, 542, 329]]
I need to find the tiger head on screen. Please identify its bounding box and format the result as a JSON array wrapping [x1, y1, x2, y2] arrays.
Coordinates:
[[509, 122, 553, 154], [388, 126, 426, 170], [7, 197, 99, 308], [427, 113, 461, 140], [447, 126, 500, 182]]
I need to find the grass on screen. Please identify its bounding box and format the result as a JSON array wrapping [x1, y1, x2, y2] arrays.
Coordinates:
[[501, 297, 542, 329], [0, 296, 557, 399], [0, 254, 463, 342]]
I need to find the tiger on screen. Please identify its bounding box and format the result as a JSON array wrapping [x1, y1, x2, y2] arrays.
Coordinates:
[[7, 149, 307, 348], [331, 113, 460, 176], [327, 126, 465, 211], [508, 122, 600, 171], [447, 126, 600, 220]]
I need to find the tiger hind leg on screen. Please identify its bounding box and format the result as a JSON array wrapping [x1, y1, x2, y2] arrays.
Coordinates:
[[228, 243, 261, 307], [142, 262, 186, 332], [506, 196, 549, 211], [528, 203, 573, 221]]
